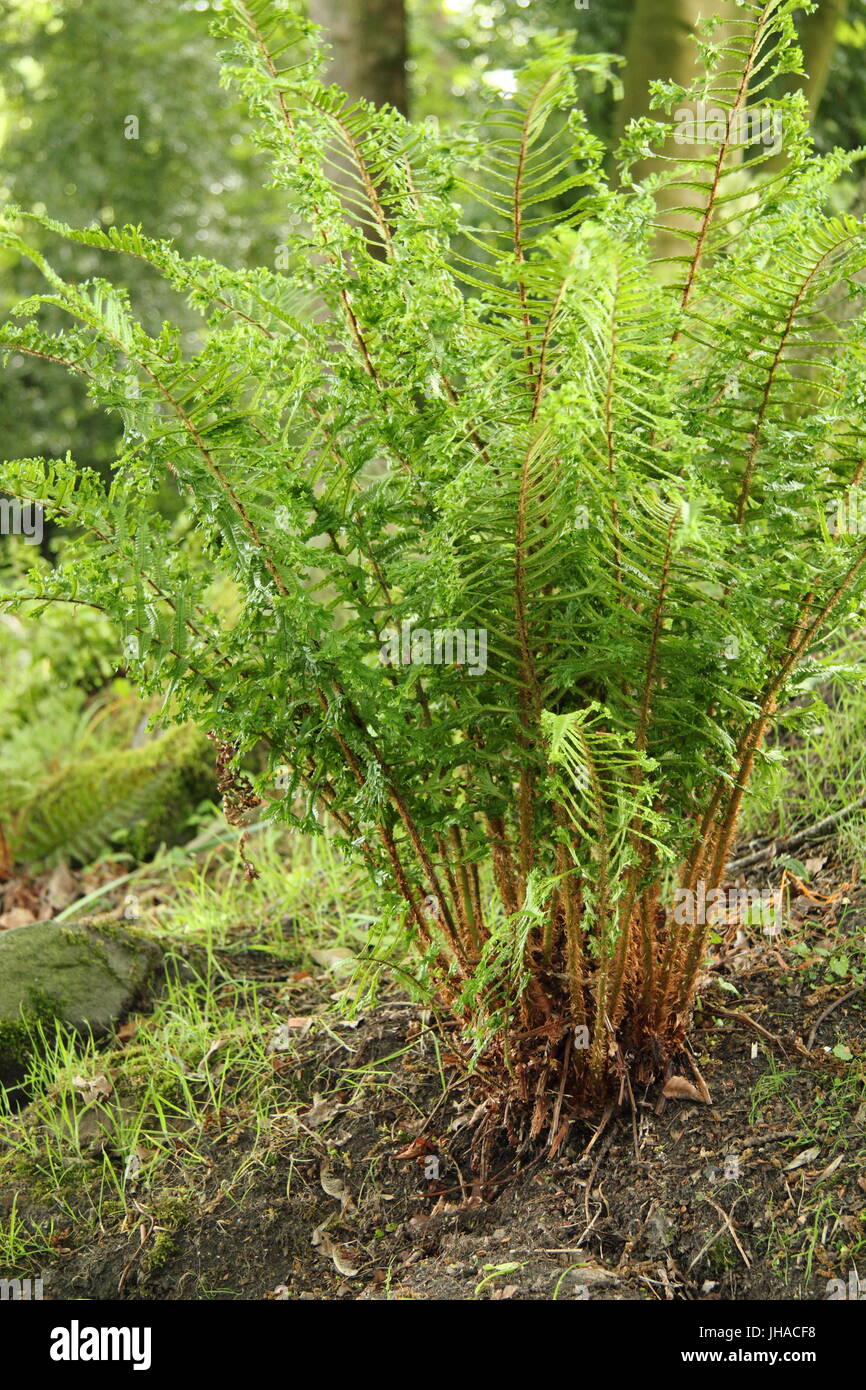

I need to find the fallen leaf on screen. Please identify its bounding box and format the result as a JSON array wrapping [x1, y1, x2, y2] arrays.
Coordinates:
[[395, 1136, 433, 1160], [314, 1230, 359, 1278], [188, 1036, 229, 1077], [268, 1025, 293, 1053], [72, 1072, 113, 1104], [663, 1075, 708, 1103], [817, 1154, 844, 1180], [123, 1152, 142, 1184], [786, 1146, 820, 1171], [269, 1017, 313, 1052], [302, 1092, 344, 1128], [0, 907, 36, 930], [45, 862, 78, 911], [320, 1160, 353, 1210], [310, 947, 354, 971], [566, 1264, 619, 1287]]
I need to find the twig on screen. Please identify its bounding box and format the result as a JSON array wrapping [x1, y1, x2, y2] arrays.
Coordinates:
[[683, 1041, 712, 1103], [548, 1032, 573, 1153], [729, 1126, 798, 1148], [624, 1064, 641, 1161], [726, 794, 866, 875], [582, 1122, 616, 1229], [806, 986, 862, 1050], [705, 1198, 751, 1270], [700, 1003, 787, 1053]]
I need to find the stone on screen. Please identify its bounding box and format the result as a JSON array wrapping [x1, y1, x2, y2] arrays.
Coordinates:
[[0, 919, 163, 1089]]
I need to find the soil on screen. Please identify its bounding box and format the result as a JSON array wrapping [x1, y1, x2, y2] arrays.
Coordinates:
[[2, 860, 864, 1302]]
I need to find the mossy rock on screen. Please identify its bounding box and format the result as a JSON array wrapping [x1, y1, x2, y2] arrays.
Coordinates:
[[0, 919, 163, 1090], [10, 723, 215, 868]]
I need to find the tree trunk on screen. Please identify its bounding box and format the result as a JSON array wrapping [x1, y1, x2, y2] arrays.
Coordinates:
[[614, 0, 740, 261], [308, 0, 409, 115], [785, 0, 848, 120]]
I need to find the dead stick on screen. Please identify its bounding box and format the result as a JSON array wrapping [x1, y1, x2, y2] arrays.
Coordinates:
[[806, 986, 862, 1050], [701, 1003, 787, 1051], [726, 794, 866, 875]]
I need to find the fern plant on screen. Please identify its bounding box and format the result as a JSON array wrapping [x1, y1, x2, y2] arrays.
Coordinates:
[[2, 0, 866, 1135]]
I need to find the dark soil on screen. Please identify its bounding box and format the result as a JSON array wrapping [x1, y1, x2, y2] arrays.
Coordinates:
[[3, 866, 864, 1302]]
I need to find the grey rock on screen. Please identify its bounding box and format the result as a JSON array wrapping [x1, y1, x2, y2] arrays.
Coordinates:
[[0, 919, 163, 1088]]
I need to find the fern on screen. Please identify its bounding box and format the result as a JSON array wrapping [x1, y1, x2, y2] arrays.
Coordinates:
[[5, 725, 215, 869], [2, 0, 866, 1130]]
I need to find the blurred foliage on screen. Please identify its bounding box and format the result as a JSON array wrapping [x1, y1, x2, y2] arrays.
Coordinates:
[[409, 0, 630, 135], [10, 722, 215, 867], [0, 545, 215, 869], [0, 0, 286, 483], [0, 544, 124, 749], [1, 0, 863, 487]]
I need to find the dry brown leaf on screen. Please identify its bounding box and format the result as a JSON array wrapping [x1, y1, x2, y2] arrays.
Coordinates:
[[314, 1230, 360, 1278], [0, 907, 36, 930], [320, 1161, 353, 1210], [72, 1072, 113, 1104], [45, 862, 78, 912], [804, 856, 827, 875], [395, 1136, 433, 1160], [302, 1092, 344, 1128], [662, 1075, 708, 1103]]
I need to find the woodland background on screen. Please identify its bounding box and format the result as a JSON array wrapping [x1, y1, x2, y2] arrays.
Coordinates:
[[1, 0, 866, 1305]]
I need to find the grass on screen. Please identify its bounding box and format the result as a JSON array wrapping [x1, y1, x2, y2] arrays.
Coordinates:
[[739, 633, 866, 866], [0, 824, 373, 1283], [0, 1194, 57, 1274]]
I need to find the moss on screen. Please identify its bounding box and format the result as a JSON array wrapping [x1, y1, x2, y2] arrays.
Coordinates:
[[151, 1188, 195, 1229], [0, 922, 163, 1094], [0, 988, 64, 1092], [140, 1189, 194, 1274], [143, 1230, 177, 1273], [125, 727, 216, 860]]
